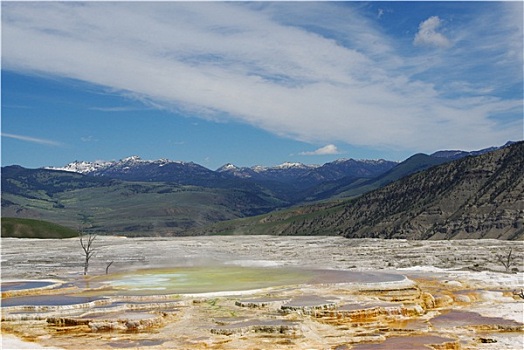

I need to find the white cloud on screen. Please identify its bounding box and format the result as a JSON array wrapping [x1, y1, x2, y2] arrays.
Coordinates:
[[300, 144, 341, 156], [413, 16, 450, 48], [2, 133, 62, 146], [1, 2, 521, 154]]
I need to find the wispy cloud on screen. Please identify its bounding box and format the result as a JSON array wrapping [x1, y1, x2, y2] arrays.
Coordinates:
[[300, 144, 341, 156], [2, 2, 522, 153], [89, 106, 142, 112], [80, 135, 98, 142], [2, 132, 62, 146], [170, 140, 185, 146], [3, 104, 32, 109]]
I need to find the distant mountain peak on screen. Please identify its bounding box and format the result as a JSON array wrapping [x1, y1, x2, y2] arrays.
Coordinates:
[[332, 158, 389, 165], [275, 161, 314, 169], [430, 142, 516, 160], [121, 155, 142, 162], [44, 159, 113, 174], [46, 156, 190, 174], [216, 163, 240, 172]]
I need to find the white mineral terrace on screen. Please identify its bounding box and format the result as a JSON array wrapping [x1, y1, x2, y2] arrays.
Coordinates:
[[1, 236, 523, 349]]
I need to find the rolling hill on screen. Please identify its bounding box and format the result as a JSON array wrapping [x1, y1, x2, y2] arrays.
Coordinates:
[[1, 217, 79, 239], [1, 167, 288, 235]]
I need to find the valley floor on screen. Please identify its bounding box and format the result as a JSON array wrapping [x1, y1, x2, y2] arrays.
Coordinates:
[[1, 236, 523, 349]]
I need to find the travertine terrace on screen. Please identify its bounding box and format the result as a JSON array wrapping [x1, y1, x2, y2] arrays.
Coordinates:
[[1, 236, 523, 349]]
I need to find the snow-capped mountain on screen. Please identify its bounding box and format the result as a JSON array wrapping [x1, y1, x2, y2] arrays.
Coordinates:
[[45, 156, 398, 190], [216, 158, 397, 187], [215, 163, 256, 179], [46, 156, 189, 174], [46, 160, 113, 174], [47, 141, 514, 191], [273, 162, 318, 170], [46, 156, 222, 186], [217, 161, 319, 180]]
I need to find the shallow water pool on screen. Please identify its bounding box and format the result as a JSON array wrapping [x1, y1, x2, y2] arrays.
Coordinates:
[[90, 266, 406, 296], [1, 280, 57, 292], [93, 266, 314, 295]]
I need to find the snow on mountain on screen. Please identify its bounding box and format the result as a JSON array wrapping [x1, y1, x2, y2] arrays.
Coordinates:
[[48, 156, 397, 187], [216, 163, 255, 179], [252, 165, 268, 173], [274, 162, 318, 170], [121, 155, 142, 163], [215, 158, 398, 186], [45, 156, 189, 174], [216, 162, 320, 180], [217, 163, 239, 172], [41, 143, 517, 180], [45, 160, 113, 174], [218, 162, 318, 173], [331, 158, 391, 165]]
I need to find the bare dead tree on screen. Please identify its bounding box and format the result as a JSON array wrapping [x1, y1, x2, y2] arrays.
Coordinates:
[[106, 261, 114, 275], [497, 248, 514, 273], [513, 289, 524, 299], [79, 230, 97, 275]]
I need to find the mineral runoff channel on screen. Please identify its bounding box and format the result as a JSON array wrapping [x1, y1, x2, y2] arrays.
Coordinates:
[[1, 235, 523, 349]]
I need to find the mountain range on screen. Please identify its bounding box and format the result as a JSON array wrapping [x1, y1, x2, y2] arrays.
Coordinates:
[[194, 141, 523, 240], [44, 143, 511, 198], [2, 141, 521, 239], [46, 156, 398, 190]]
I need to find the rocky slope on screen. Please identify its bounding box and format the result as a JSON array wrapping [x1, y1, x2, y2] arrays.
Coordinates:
[[197, 141, 524, 240]]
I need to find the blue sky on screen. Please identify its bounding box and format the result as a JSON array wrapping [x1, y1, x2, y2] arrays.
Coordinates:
[[2, 1, 522, 170]]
